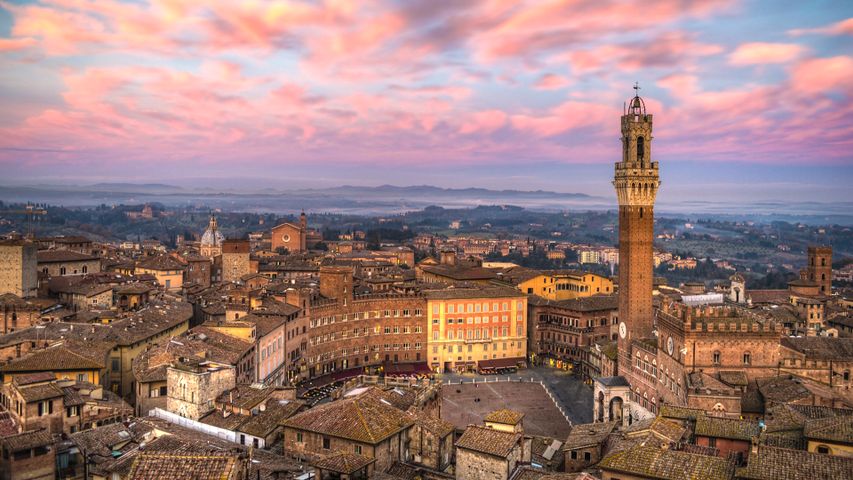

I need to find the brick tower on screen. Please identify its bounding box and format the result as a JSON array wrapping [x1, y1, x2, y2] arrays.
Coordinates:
[[614, 86, 659, 370], [807, 246, 832, 295]]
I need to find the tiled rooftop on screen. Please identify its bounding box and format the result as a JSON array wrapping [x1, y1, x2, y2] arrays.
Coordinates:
[[484, 408, 525, 425], [37, 250, 98, 263], [563, 421, 617, 450], [0, 343, 104, 373], [311, 452, 375, 473], [736, 446, 853, 479], [695, 416, 761, 441], [659, 404, 707, 421], [803, 414, 853, 444], [283, 393, 413, 444], [0, 428, 52, 452], [127, 452, 243, 480], [455, 424, 522, 458], [599, 444, 735, 480]]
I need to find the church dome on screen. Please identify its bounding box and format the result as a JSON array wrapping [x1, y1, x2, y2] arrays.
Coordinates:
[[200, 215, 224, 246]]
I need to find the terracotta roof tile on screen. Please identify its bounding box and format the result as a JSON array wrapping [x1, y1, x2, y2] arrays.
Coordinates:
[[803, 415, 853, 445], [37, 250, 98, 263], [484, 408, 525, 425], [599, 444, 735, 480], [563, 421, 617, 450], [311, 452, 375, 474], [455, 424, 522, 458], [0, 428, 52, 452], [127, 452, 243, 480], [283, 394, 413, 444], [0, 344, 104, 373], [736, 446, 853, 479], [695, 416, 761, 441]]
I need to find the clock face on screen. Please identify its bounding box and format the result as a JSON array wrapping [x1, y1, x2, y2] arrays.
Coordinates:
[[667, 336, 674, 355], [619, 322, 627, 339]]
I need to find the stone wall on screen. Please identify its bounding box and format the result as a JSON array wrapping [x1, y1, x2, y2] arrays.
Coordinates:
[[0, 242, 37, 298], [166, 365, 236, 420], [456, 448, 518, 480], [565, 445, 602, 472], [282, 428, 407, 473]]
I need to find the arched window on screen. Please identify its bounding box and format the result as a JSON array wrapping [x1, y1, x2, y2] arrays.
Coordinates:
[[713, 351, 721, 364], [60, 267, 66, 275], [636, 136, 645, 161], [844, 371, 850, 382], [82, 266, 88, 274]]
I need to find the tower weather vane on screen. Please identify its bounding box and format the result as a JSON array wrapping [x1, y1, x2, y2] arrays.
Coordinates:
[[633, 82, 641, 95]]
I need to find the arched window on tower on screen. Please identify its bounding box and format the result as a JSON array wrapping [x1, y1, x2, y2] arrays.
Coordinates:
[[636, 136, 645, 163]]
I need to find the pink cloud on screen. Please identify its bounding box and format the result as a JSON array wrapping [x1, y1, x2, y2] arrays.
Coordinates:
[[0, 37, 37, 51], [790, 56, 853, 95], [511, 101, 616, 137], [788, 17, 853, 36], [534, 73, 571, 90], [563, 31, 722, 74], [472, 0, 733, 62], [729, 42, 806, 65], [459, 110, 508, 135]]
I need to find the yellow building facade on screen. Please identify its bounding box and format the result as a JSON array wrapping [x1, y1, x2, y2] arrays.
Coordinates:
[[425, 287, 527, 373], [516, 271, 613, 301]]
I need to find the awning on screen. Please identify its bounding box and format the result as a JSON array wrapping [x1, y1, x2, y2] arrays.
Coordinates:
[[477, 357, 525, 369]]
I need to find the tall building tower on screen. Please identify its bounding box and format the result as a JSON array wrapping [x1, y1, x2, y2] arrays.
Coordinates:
[[614, 86, 660, 363], [807, 246, 832, 295], [0, 240, 37, 298]]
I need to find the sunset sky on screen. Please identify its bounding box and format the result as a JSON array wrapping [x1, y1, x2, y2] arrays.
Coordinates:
[[1, 1, 851, 202]]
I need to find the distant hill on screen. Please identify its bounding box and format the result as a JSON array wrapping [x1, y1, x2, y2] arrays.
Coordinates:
[[298, 184, 593, 199], [87, 183, 182, 192]]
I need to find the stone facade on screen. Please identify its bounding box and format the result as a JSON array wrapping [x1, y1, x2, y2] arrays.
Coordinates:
[[408, 417, 455, 471], [807, 246, 832, 295], [0, 429, 55, 480], [36, 251, 100, 278], [0, 240, 38, 298], [166, 362, 236, 420], [0, 294, 41, 334], [221, 240, 251, 283], [185, 256, 212, 288], [455, 426, 525, 480]]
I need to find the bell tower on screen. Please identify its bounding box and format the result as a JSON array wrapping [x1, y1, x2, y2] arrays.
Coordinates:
[[614, 84, 660, 365]]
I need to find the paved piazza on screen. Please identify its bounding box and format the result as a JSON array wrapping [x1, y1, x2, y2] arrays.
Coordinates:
[[439, 367, 592, 440]]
